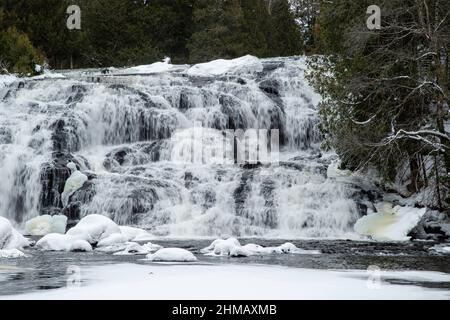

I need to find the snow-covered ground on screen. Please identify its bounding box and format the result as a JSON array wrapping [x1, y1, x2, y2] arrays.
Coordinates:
[[3, 263, 449, 300]]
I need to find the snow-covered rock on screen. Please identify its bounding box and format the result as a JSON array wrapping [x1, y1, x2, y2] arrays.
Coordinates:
[[61, 162, 88, 207], [120, 59, 173, 74], [0, 217, 29, 250], [113, 242, 162, 255], [201, 239, 320, 256], [146, 248, 197, 262], [0, 249, 27, 258], [354, 203, 426, 241], [273, 242, 297, 254], [36, 234, 73, 251], [69, 240, 93, 252], [97, 233, 127, 247], [187, 55, 263, 77], [119, 226, 154, 242], [200, 238, 242, 256], [66, 214, 121, 244], [25, 215, 67, 236]]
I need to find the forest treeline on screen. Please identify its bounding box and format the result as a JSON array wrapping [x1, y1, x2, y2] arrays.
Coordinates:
[[0, 0, 313, 73]]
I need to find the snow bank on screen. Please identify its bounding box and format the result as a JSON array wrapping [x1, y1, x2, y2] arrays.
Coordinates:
[[120, 60, 173, 74], [25, 215, 67, 236], [201, 238, 321, 256], [0, 217, 29, 250], [61, 162, 88, 207], [354, 203, 426, 241], [0, 249, 27, 258], [66, 214, 121, 244], [146, 248, 197, 262], [187, 55, 263, 77]]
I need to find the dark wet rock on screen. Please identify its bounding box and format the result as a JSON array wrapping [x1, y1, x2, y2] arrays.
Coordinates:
[[39, 152, 86, 211], [50, 118, 81, 153], [107, 147, 133, 166], [63, 180, 97, 225], [261, 60, 285, 73], [234, 171, 254, 217], [241, 162, 263, 170], [409, 210, 450, 242], [220, 95, 248, 130], [260, 178, 278, 228], [259, 79, 280, 97], [179, 90, 196, 110], [65, 84, 87, 105]]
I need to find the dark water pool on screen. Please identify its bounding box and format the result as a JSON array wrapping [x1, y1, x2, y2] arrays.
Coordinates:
[[1, 239, 449, 297]]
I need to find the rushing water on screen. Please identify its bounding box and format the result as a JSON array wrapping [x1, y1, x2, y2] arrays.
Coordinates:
[[0, 57, 365, 238]]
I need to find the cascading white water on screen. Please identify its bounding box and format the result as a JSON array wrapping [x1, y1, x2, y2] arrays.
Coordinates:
[[0, 57, 362, 238]]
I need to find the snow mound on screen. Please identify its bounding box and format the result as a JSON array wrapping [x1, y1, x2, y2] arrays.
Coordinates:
[[146, 248, 197, 262], [0, 217, 29, 250], [120, 61, 173, 74], [187, 55, 263, 77], [61, 162, 88, 207], [97, 233, 127, 247], [354, 203, 426, 241], [36, 234, 73, 251], [66, 214, 121, 244], [119, 226, 154, 242], [0, 249, 27, 258], [114, 242, 162, 255], [25, 215, 67, 236], [69, 240, 93, 252], [35, 215, 155, 252], [201, 238, 321, 256]]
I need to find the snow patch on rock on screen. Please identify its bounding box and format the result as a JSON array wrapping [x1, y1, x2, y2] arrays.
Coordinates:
[[120, 60, 173, 74], [36, 233, 73, 251], [187, 55, 263, 77], [61, 162, 88, 207], [201, 238, 321, 256], [146, 248, 197, 262], [119, 226, 154, 242], [66, 214, 121, 244], [113, 242, 162, 255]]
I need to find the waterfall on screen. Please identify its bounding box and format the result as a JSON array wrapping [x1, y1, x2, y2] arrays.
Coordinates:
[[0, 57, 363, 238]]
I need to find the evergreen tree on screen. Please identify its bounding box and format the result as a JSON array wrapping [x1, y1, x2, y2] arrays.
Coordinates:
[[0, 26, 44, 74], [310, 0, 450, 209], [188, 0, 250, 63]]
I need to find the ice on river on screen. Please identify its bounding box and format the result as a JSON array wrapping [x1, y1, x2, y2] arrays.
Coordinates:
[[3, 263, 449, 300]]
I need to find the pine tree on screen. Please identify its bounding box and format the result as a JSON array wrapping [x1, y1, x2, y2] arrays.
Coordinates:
[[310, 0, 450, 209]]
